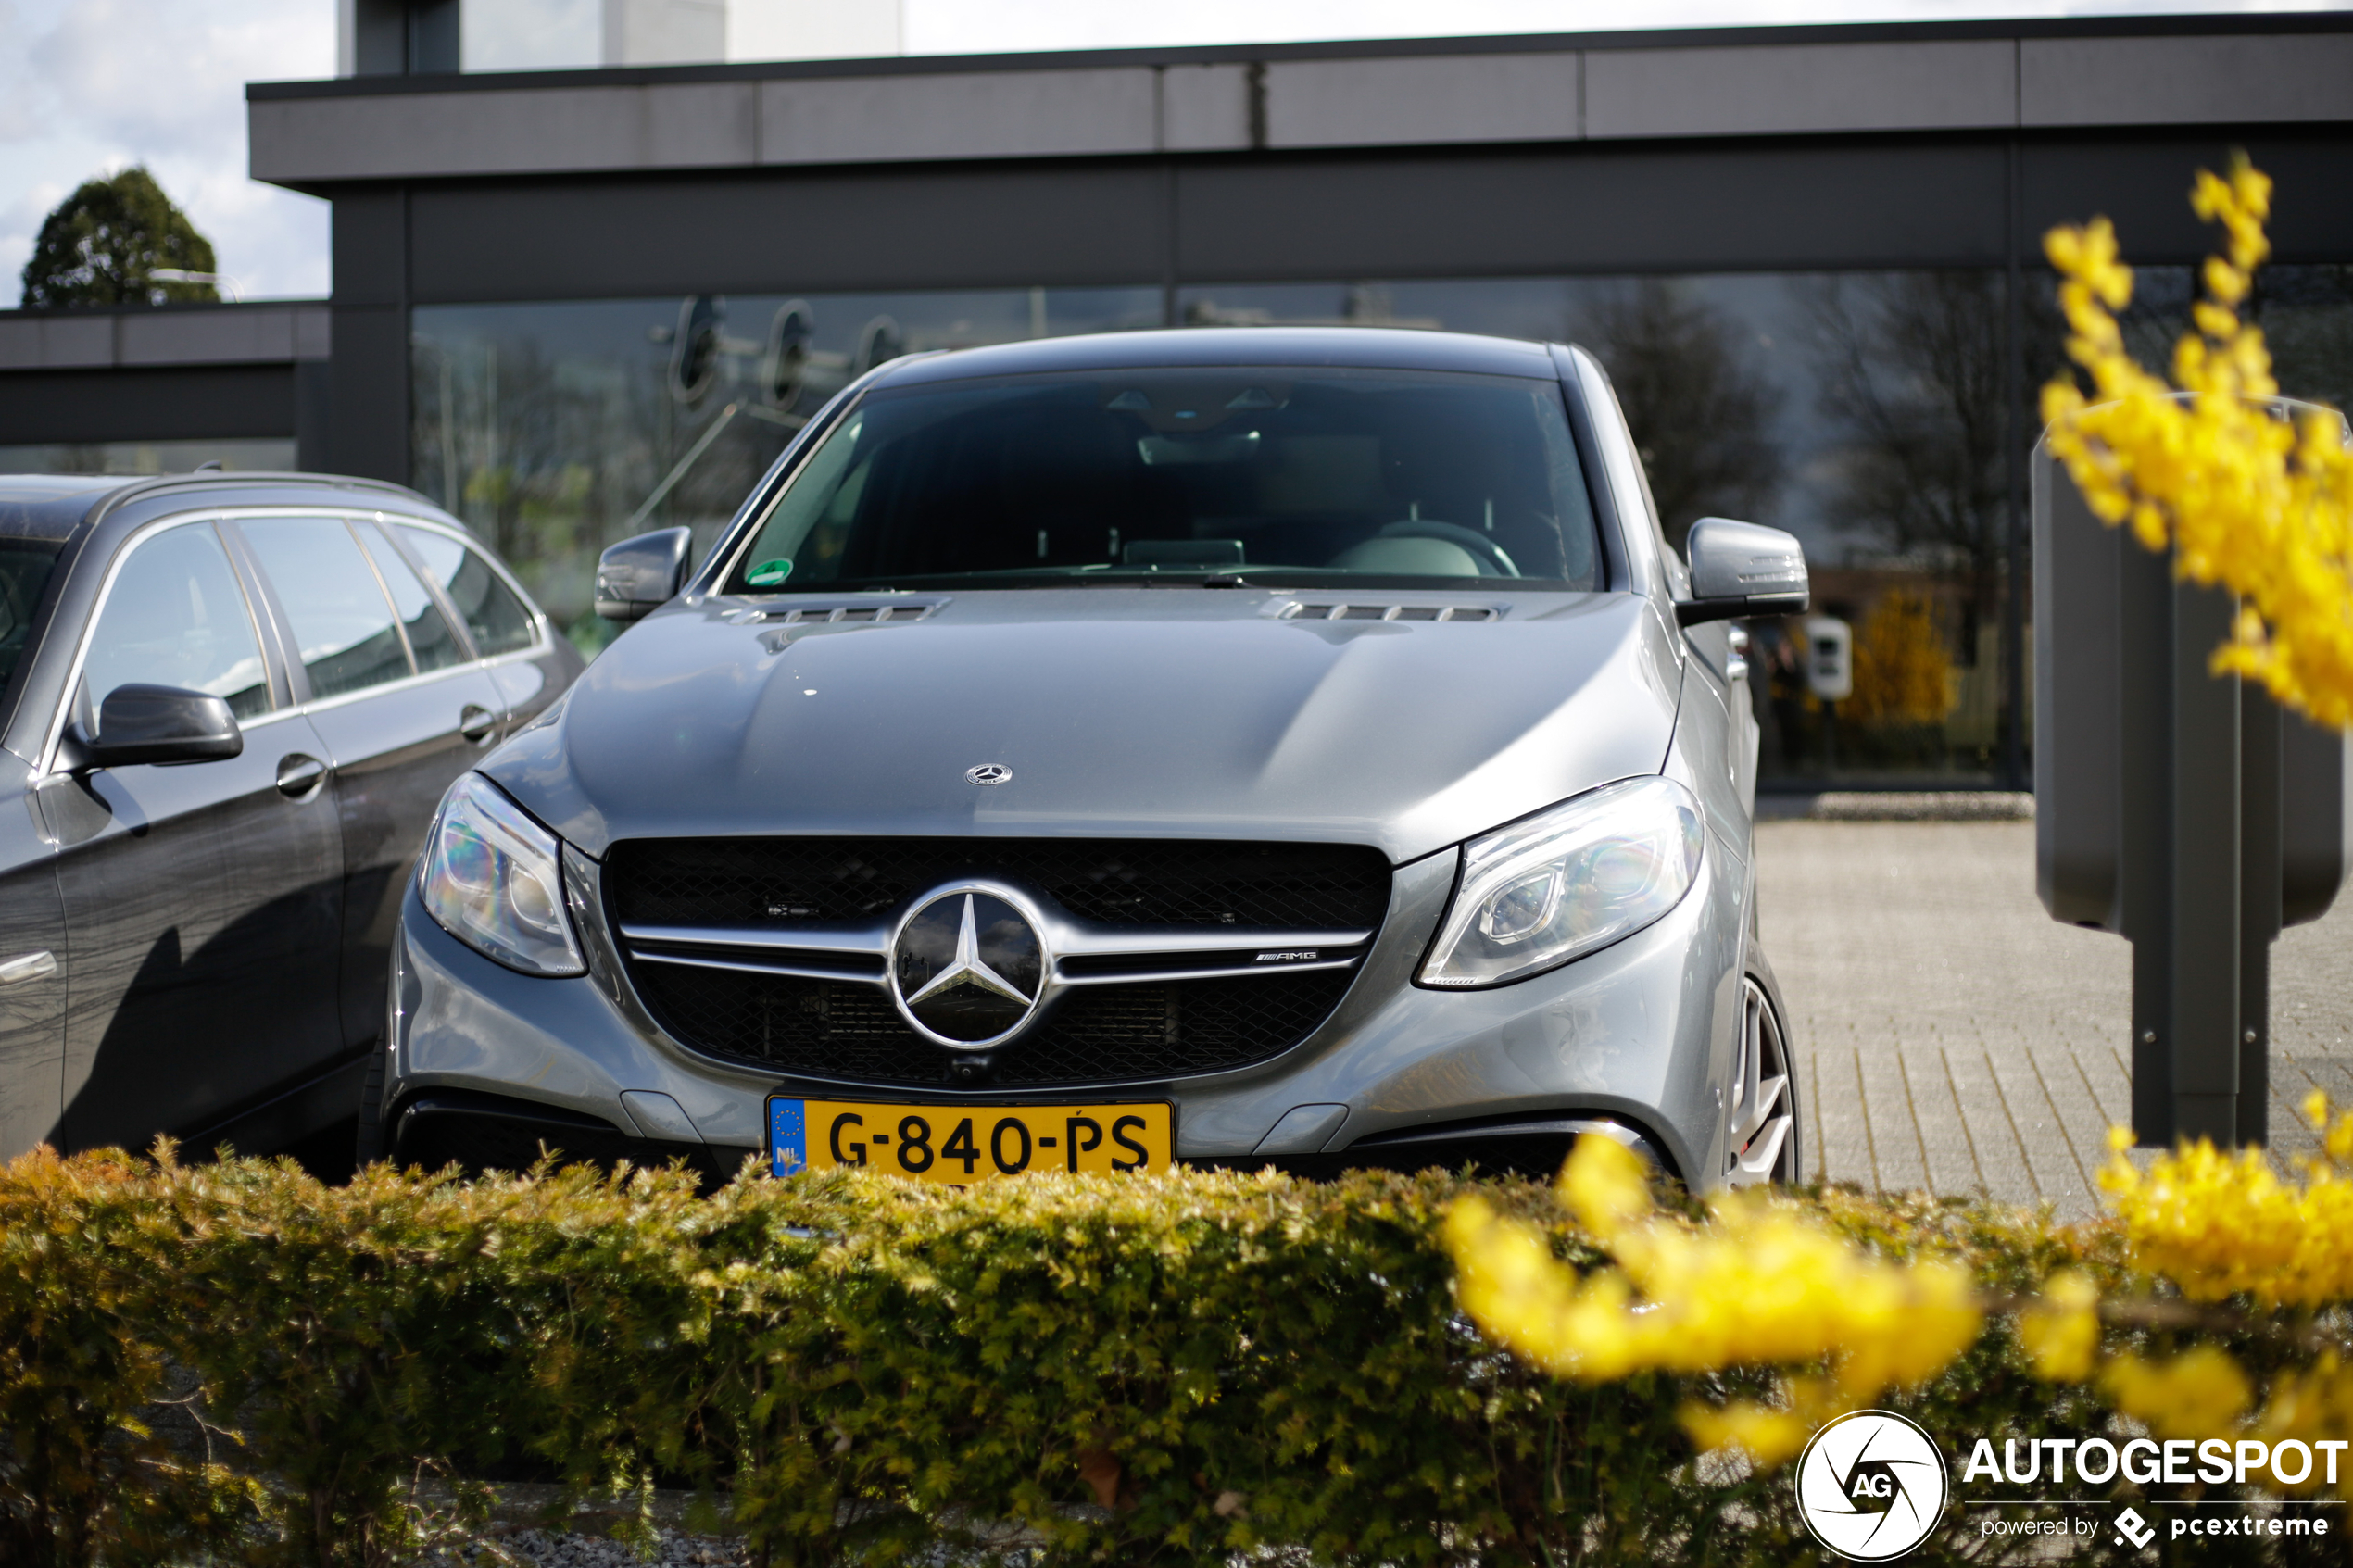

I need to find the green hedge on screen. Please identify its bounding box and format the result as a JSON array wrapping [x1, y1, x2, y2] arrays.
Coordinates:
[[0, 1145, 2312, 1567]]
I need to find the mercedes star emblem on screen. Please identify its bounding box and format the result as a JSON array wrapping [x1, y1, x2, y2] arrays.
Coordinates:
[[966, 763, 1013, 785], [889, 885, 1046, 1048]]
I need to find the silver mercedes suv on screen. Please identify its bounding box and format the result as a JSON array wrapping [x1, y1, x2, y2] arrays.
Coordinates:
[[373, 327, 1809, 1190]]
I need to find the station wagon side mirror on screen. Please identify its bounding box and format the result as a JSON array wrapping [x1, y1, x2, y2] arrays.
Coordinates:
[[1676, 518, 1809, 626], [595, 527, 695, 622], [67, 684, 243, 771]]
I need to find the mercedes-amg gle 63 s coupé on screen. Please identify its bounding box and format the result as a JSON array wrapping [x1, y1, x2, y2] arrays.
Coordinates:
[[378, 327, 1811, 1190]]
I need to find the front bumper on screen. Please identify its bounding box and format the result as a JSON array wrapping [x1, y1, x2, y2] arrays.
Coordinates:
[[384, 832, 1749, 1186]]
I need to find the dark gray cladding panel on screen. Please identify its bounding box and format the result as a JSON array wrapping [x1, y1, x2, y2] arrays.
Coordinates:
[[408, 164, 1169, 303], [332, 188, 409, 308], [2023, 132, 2353, 265], [0, 365, 296, 444], [353, 125, 2353, 317], [324, 305, 409, 483], [1175, 142, 2010, 280]]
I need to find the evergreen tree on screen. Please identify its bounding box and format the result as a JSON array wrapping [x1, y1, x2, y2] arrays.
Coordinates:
[[20, 168, 219, 308]]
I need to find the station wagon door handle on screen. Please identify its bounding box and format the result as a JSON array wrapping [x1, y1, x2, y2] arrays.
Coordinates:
[[276, 754, 330, 798], [459, 705, 497, 744]]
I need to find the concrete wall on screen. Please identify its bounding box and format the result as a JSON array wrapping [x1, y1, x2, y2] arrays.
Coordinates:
[[0, 305, 332, 459], [0, 304, 330, 372], [254, 26, 2353, 185]]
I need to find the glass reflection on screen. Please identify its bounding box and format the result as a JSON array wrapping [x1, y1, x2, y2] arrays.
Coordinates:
[[414, 259, 2353, 785], [0, 439, 296, 476], [410, 287, 1162, 645], [1178, 273, 2023, 783]]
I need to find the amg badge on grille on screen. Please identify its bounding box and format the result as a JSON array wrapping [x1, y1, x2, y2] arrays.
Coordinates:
[[966, 763, 1013, 786]]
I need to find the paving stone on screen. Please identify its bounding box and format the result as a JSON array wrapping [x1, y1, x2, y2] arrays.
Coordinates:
[[1755, 820, 2353, 1219]]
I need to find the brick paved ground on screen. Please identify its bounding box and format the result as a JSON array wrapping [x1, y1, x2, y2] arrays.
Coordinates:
[[1755, 820, 2353, 1218]]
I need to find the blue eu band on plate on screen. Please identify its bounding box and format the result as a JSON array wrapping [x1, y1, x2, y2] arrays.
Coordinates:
[[768, 1097, 1173, 1182]]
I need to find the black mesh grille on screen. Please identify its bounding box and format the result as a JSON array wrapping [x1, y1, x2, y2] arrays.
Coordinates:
[[624, 964, 1359, 1087], [605, 837, 1391, 932], [608, 836, 1387, 1086]]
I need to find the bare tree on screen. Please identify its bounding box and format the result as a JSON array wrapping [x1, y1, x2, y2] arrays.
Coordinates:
[[1801, 272, 2020, 628], [2254, 263, 2353, 413], [1577, 280, 1783, 550]]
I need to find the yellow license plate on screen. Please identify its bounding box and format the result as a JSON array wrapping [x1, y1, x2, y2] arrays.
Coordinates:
[[766, 1097, 1173, 1183]]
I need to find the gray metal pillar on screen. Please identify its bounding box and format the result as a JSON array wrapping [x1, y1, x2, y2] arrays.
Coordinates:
[[2118, 546, 2243, 1147], [2240, 690, 2282, 1148], [2039, 438, 2352, 1149]]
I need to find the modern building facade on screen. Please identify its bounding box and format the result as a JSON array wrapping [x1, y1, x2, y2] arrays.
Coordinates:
[[28, 11, 2353, 789], [0, 302, 331, 477]]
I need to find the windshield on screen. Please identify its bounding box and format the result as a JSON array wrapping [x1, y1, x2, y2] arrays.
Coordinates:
[[723, 367, 1602, 593]]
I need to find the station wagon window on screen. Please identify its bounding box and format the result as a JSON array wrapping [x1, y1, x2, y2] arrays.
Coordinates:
[[237, 517, 413, 700], [396, 525, 537, 657], [727, 368, 1602, 593], [83, 522, 270, 721], [355, 521, 464, 673], [0, 543, 61, 699]]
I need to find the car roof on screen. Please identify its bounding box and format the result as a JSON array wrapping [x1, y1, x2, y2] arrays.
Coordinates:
[[870, 325, 1564, 389], [0, 470, 466, 550], [0, 476, 130, 546]]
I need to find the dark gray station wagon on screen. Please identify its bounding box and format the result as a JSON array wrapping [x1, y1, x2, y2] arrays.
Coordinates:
[[0, 472, 579, 1165]]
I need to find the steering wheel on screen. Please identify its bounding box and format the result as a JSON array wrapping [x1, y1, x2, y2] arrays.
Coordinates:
[[1377, 521, 1521, 577]]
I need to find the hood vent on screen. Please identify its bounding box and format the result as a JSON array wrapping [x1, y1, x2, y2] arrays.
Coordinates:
[[729, 597, 950, 627], [1278, 601, 1502, 623]]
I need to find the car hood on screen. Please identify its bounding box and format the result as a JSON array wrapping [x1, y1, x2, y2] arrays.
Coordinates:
[[485, 587, 1682, 866]]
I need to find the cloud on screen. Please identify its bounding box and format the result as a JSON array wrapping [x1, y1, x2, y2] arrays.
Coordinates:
[[0, 0, 332, 302]]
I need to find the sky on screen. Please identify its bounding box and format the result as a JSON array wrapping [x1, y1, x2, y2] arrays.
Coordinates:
[[1, 0, 2347, 306]]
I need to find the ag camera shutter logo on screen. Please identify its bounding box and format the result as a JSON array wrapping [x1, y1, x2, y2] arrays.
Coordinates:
[[1795, 1410, 1949, 1560]]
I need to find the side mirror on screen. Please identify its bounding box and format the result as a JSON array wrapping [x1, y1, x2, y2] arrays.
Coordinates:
[[69, 684, 243, 770], [1677, 517, 1809, 626], [595, 527, 694, 622]]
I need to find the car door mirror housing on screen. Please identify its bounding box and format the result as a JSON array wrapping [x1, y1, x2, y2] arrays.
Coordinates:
[[1676, 518, 1809, 626], [70, 684, 244, 770], [595, 527, 695, 622]]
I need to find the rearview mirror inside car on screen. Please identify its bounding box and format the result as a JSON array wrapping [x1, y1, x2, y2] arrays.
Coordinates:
[[596, 527, 695, 622], [1677, 518, 1809, 626], [69, 684, 243, 770]]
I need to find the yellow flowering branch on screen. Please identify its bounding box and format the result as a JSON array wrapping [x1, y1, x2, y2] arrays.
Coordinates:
[[1446, 1136, 1982, 1467], [1447, 1097, 2353, 1484], [2043, 157, 2353, 730]]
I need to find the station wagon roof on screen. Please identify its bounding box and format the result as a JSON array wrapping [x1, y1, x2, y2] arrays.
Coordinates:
[[0, 471, 460, 548]]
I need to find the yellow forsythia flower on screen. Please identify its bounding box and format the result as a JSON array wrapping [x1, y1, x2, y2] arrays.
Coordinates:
[[2043, 157, 2353, 732], [2098, 1100, 2353, 1307], [2019, 1270, 2102, 1383], [1446, 1136, 1982, 1468], [2255, 1350, 2353, 1493], [2102, 1346, 2253, 1440]]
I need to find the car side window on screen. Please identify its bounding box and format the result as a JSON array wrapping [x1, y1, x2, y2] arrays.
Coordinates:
[[396, 525, 538, 658], [355, 521, 464, 673], [238, 517, 414, 700], [83, 522, 271, 721]]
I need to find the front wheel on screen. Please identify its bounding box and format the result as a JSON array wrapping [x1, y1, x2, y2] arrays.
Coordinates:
[[1726, 972, 1802, 1185]]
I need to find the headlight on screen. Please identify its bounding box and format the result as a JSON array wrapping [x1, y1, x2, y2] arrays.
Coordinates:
[[1419, 776, 1703, 988], [418, 773, 585, 976]]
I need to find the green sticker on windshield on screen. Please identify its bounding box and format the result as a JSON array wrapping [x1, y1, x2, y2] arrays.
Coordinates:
[[747, 558, 794, 587]]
